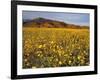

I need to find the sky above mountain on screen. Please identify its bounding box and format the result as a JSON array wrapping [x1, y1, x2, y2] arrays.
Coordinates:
[[22, 11, 90, 26]]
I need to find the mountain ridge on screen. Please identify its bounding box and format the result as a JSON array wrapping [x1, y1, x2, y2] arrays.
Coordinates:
[[23, 17, 89, 29]]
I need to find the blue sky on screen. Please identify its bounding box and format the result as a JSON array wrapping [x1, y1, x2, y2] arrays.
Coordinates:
[[23, 11, 90, 26]]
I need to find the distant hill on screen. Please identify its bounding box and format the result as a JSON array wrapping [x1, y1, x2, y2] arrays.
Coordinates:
[[23, 17, 89, 29]]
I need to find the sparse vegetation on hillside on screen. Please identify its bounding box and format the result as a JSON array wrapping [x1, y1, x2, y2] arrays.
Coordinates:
[[23, 17, 89, 29]]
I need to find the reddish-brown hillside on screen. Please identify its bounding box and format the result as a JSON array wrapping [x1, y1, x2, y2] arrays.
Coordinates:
[[23, 17, 89, 29]]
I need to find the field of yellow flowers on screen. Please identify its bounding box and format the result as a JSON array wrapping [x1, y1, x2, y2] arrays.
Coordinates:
[[23, 28, 90, 69]]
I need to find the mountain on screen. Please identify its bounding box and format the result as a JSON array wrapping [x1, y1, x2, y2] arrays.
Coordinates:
[[23, 17, 89, 29]]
